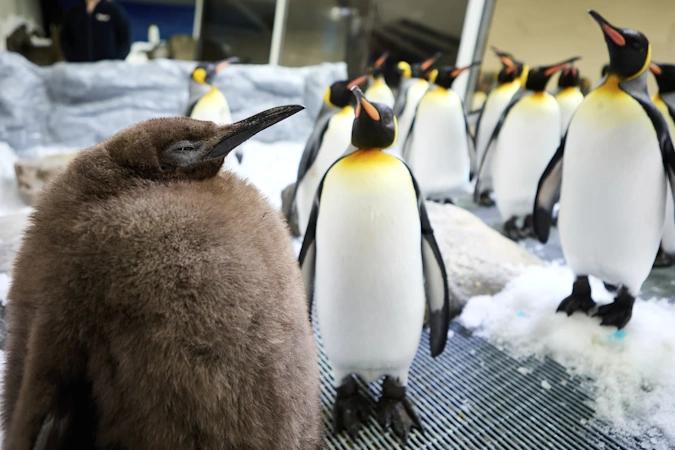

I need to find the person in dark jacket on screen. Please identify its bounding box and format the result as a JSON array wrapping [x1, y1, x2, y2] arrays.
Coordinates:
[[60, 0, 131, 62]]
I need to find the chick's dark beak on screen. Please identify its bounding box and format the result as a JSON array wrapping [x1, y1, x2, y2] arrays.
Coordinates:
[[205, 105, 304, 160], [589, 10, 626, 47]]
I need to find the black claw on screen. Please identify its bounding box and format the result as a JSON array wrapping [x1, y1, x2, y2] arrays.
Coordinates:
[[503, 217, 522, 241], [653, 247, 674, 268], [376, 377, 423, 442], [478, 191, 495, 207], [557, 276, 595, 316], [333, 377, 370, 438], [593, 287, 635, 329]]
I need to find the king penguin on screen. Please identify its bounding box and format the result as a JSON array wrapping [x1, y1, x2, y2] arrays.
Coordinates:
[[533, 11, 675, 329], [2, 106, 323, 449], [389, 53, 441, 156], [473, 47, 528, 206], [475, 56, 579, 239], [365, 52, 396, 108], [299, 86, 456, 441], [403, 63, 479, 203], [555, 64, 585, 134], [649, 62, 675, 267], [290, 75, 367, 235], [187, 58, 240, 171]]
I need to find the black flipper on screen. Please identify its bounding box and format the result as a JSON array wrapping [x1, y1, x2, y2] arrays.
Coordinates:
[[298, 189, 321, 318], [533, 133, 566, 243], [403, 164, 457, 357], [620, 76, 675, 220], [473, 90, 525, 202]]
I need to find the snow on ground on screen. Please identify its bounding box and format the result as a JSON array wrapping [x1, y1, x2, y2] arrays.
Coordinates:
[[237, 140, 303, 209], [460, 264, 675, 446]]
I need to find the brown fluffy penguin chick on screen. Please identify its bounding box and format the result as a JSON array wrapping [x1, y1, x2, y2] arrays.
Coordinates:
[[2, 106, 322, 450]]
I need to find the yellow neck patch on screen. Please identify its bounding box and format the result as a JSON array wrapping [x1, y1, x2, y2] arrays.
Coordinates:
[[192, 68, 207, 84]]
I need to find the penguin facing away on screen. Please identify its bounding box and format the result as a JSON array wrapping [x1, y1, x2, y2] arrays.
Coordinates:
[[2, 106, 323, 449], [290, 75, 368, 236], [365, 52, 396, 108], [389, 53, 441, 156], [650, 62, 675, 267], [187, 58, 240, 171], [555, 65, 584, 134], [475, 56, 579, 240], [299, 86, 456, 441], [534, 11, 675, 329], [473, 47, 528, 207], [403, 63, 479, 203]]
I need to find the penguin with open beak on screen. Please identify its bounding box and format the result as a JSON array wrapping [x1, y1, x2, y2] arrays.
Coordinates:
[[300, 86, 457, 442], [475, 55, 580, 240], [534, 11, 675, 329], [473, 47, 528, 207], [365, 52, 396, 108], [288, 74, 368, 236], [2, 106, 323, 449], [402, 62, 480, 203]]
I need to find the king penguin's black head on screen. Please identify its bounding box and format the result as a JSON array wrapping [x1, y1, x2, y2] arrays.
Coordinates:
[[371, 52, 389, 78], [650, 62, 675, 94], [430, 62, 480, 89], [492, 47, 525, 84], [590, 10, 650, 79], [350, 86, 396, 149], [525, 57, 580, 91], [399, 52, 442, 79], [325, 75, 367, 108], [191, 57, 239, 84], [558, 66, 581, 88]]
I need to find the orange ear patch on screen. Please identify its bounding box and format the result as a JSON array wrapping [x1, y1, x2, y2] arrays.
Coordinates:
[[361, 99, 380, 121], [603, 24, 626, 46]]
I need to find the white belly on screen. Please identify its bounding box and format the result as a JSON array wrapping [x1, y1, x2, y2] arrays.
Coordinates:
[[556, 87, 584, 134], [406, 88, 470, 196], [475, 81, 520, 189], [390, 79, 428, 157], [365, 80, 395, 108], [559, 89, 666, 293], [296, 110, 353, 234], [315, 155, 425, 383], [493, 93, 561, 219]]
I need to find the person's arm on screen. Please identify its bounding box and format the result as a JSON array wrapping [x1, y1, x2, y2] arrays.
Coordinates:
[[111, 2, 131, 59], [59, 10, 75, 61]]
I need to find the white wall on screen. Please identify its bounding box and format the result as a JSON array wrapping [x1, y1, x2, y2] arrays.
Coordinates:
[[483, 0, 675, 86], [0, 0, 42, 24]]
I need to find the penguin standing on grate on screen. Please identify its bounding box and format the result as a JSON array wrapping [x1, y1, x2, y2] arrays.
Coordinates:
[[534, 11, 675, 328], [300, 86, 458, 441], [2, 106, 322, 449]]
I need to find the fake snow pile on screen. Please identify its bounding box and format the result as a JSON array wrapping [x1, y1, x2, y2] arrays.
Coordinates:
[[237, 140, 302, 210], [460, 265, 675, 446]]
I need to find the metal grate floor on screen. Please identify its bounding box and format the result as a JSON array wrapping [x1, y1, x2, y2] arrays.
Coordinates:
[[318, 323, 646, 450]]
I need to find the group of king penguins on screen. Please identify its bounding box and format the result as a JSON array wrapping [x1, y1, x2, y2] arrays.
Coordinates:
[[177, 10, 675, 442]]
